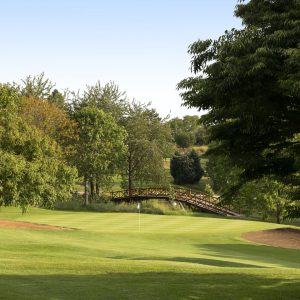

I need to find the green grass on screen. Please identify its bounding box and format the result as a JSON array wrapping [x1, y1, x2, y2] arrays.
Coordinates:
[[1, 207, 299, 299]]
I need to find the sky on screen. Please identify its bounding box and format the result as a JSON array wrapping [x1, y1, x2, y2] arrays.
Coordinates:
[[0, 0, 242, 118]]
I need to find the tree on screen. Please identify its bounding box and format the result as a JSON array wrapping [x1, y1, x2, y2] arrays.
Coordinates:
[[19, 73, 67, 109], [20, 72, 55, 99], [0, 84, 77, 212], [178, 0, 300, 204], [170, 150, 204, 185], [174, 131, 195, 148], [189, 149, 204, 183], [71, 81, 127, 124], [74, 107, 127, 204], [168, 115, 207, 148], [20, 97, 78, 163], [205, 150, 243, 196], [121, 102, 173, 192], [195, 126, 207, 145], [48, 89, 67, 110]]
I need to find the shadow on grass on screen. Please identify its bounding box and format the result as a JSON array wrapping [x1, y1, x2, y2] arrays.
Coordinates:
[[196, 244, 300, 269], [108, 243, 300, 270], [0, 272, 299, 300], [109, 255, 266, 268]]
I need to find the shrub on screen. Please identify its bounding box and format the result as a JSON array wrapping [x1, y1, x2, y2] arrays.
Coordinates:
[[170, 150, 204, 184], [174, 131, 195, 148]]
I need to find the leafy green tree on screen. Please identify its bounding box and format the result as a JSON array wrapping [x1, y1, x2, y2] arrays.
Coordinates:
[[189, 149, 204, 182], [195, 126, 207, 145], [121, 102, 173, 192], [170, 150, 204, 185], [168, 115, 207, 148], [20, 97, 78, 163], [48, 89, 67, 109], [174, 131, 195, 148], [205, 151, 243, 196], [19, 73, 67, 109], [234, 177, 292, 223], [74, 107, 127, 204], [170, 152, 190, 185], [0, 84, 77, 212], [178, 0, 300, 204], [71, 81, 127, 124], [20, 72, 55, 99]]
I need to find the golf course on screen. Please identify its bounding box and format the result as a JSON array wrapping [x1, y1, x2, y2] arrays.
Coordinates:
[[0, 207, 299, 300]]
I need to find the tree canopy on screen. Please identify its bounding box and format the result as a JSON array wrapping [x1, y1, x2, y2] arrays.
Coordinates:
[[170, 150, 204, 185], [74, 107, 127, 203], [121, 102, 174, 190], [168, 115, 207, 148], [0, 84, 77, 212], [178, 0, 300, 205]]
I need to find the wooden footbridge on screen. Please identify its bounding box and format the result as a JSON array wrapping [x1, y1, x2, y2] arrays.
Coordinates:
[[111, 187, 241, 217]]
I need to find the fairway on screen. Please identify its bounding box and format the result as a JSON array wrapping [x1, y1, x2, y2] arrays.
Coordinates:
[[0, 208, 299, 300]]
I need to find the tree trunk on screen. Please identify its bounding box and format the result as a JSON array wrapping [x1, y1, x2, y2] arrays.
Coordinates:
[[84, 178, 89, 206], [96, 181, 100, 196], [90, 177, 94, 197]]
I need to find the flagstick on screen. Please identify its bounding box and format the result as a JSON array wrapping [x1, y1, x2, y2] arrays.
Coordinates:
[[139, 204, 141, 233], [137, 202, 141, 233]]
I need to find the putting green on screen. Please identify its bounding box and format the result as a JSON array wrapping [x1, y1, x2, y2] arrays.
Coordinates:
[[0, 207, 299, 299]]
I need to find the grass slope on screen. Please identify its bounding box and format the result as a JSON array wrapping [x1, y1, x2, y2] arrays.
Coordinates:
[[0, 207, 299, 300]]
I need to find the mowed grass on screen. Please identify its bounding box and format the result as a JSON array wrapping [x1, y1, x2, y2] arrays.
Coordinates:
[[0, 207, 299, 300]]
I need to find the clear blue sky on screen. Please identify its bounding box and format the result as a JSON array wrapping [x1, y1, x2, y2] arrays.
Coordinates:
[[1, 0, 242, 117]]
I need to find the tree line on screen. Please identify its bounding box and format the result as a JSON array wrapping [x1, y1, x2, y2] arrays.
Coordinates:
[[2, 0, 298, 223], [0, 74, 178, 210]]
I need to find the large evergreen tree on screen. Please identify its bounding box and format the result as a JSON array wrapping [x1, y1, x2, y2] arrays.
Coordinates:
[[178, 0, 300, 204]]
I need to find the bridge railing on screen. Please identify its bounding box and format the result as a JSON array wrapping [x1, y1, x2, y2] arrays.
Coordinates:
[[111, 187, 170, 199], [111, 187, 218, 203], [111, 187, 240, 217]]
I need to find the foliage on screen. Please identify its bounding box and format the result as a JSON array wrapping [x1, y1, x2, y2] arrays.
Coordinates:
[[178, 0, 300, 206], [206, 147, 294, 223], [0, 84, 77, 211], [20, 72, 55, 99], [170, 150, 204, 184], [121, 102, 174, 190], [19, 72, 68, 110], [48, 89, 67, 109], [168, 115, 207, 148], [195, 126, 207, 145], [71, 81, 127, 123], [54, 196, 189, 216], [174, 131, 195, 148], [233, 177, 293, 223], [0, 151, 77, 212], [20, 97, 78, 162], [204, 184, 214, 198], [74, 107, 127, 202], [205, 150, 243, 195]]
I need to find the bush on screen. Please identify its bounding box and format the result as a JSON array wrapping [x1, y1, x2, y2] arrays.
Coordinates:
[[170, 150, 204, 184], [174, 131, 195, 148]]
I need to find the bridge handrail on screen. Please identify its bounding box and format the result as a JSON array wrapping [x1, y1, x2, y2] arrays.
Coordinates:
[[111, 187, 219, 204], [111, 187, 240, 217]]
